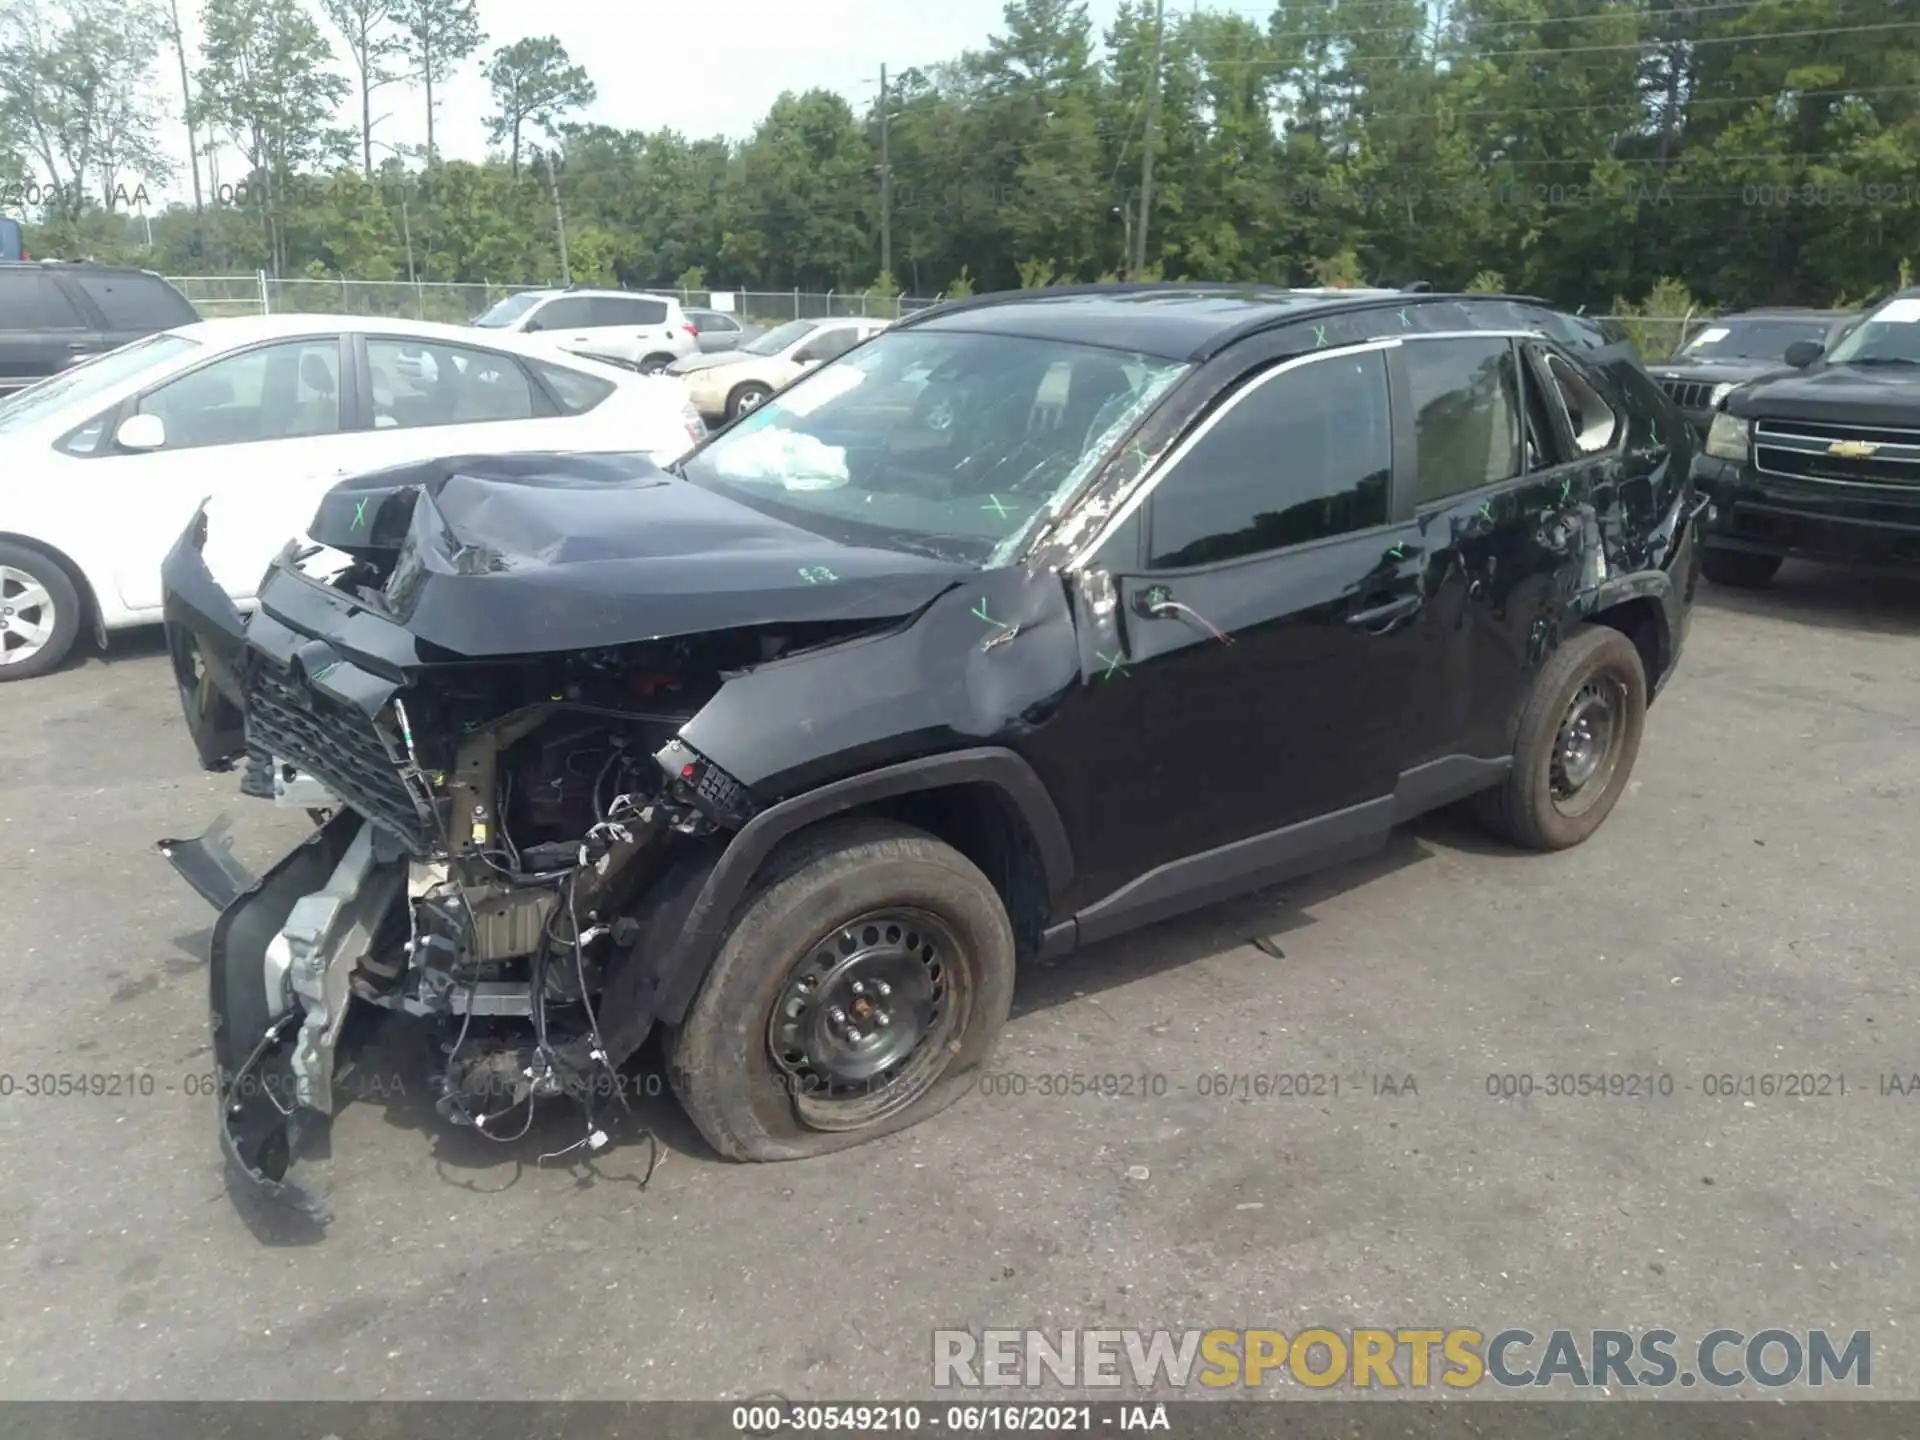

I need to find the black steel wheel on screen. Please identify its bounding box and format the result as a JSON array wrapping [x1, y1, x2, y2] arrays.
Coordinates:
[[1475, 624, 1647, 851], [667, 819, 1016, 1162], [768, 907, 969, 1132]]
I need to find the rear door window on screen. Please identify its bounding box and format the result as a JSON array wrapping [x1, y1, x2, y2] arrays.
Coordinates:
[[1402, 336, 1524, 504], [532, 297, 595, 331], [71, 273, 196, 331], [590, 295, 668, 328], [367, 338, 538, 427], [1, 270, 88, 329]]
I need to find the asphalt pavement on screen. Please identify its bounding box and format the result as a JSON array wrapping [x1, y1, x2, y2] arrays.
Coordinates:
[[1, 564, 1916, 1402]]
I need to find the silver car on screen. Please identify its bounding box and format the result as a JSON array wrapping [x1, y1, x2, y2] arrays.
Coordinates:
[[685, 308, 763, 354]]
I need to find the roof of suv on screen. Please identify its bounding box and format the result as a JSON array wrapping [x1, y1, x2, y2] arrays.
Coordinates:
[[895, 283, 1545, 361], [0, 259, 172, 277]]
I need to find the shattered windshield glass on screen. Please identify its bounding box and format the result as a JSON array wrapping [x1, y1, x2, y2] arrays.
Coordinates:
[[676, 329, 1188, 565]]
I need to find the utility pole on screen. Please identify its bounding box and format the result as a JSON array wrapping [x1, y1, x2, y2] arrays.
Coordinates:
[[879, 63, 893, 285], [542, 148, 571, 284], [1133, 0, 1166, 279]]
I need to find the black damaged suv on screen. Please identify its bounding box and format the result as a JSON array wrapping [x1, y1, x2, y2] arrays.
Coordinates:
[[159, 284, 1703, 1219], [1695, 287, 1920, 586]]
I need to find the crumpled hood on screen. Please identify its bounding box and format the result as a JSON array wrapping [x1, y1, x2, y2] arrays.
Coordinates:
[[1726, 362, 1920, 427], [309, 450, 974, 658]]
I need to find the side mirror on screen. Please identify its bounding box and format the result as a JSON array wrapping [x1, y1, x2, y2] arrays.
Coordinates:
[[1784, 339, 1824, 369], [115, 413, 167, 451]]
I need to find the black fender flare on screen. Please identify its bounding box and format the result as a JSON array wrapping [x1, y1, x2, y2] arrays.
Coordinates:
[[597, 747, 1073, 1062], [1577, 567, 1677, 677]]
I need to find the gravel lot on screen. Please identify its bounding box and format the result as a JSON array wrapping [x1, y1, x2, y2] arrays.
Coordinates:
[[1, 565, 1916, 1403]]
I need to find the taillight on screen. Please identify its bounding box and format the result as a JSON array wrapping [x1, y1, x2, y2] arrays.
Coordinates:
[[683, 322, 698, 337]]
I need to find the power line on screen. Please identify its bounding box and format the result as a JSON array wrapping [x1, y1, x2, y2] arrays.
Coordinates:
[[1206, 19, 1920, 66], [1251, 0, 1778, 45]]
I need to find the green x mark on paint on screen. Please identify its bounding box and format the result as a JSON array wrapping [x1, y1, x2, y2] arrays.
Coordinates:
[[971, 598, 997, 625], [798, 566, 837, 584], [1559, 477, 1572, 502], [352, 497, 369, 529], [1096, 649, 1128, 680], [1131, 441, 1151, 470], [982, 494, 1011, 519], [1313, 324, 1329, 348], [1479, 501, 1496, 521], [1397, 309, 1412, 327], [1386, 544, 1410, 561]]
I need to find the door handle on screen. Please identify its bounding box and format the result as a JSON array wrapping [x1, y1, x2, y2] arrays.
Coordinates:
[[67, 340, 93, 350], [1131, 583, 1176, 618], [1346, 593, 1422, 629]]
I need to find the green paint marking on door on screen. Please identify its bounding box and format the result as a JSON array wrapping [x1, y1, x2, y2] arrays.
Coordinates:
[[1096, 650, 1128, 680], [982, 494, 1011, 518], [1313, 324, 1329, 348], [352, 497, 368, 529], [971, 598, 997, 625]]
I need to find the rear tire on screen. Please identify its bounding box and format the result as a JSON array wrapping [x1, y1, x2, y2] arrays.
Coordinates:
[[1474, 625, 1647, 852], [1699, 547, 1782, 589], [0, 540, 82, 682], [666, 818, 1016, 1162], [726, 382, 773, 421]]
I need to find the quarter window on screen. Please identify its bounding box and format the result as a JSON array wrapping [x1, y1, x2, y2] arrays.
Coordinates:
[[1545, 353, 1620, 454], [530, 358, 615, 415], [138, 339, 341, 448], [1404, 337, 1522, 504], [1147, 349, 1393, 569]]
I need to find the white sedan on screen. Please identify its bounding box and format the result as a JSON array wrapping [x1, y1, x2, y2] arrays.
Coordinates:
[[0, 314, 707, 681]]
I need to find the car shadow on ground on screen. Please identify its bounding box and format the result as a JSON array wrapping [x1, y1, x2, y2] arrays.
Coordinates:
[[1696, 561, 1920, 636], [305, 817, 1499, 1213]]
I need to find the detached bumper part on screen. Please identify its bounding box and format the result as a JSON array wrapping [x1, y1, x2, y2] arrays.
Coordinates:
[[157, 815, 258, 913], [207, 812, 403, 1220]]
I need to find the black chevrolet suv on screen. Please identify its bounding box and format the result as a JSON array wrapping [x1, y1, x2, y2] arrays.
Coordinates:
[[157, 283, 1702, 1220], [0, 261, 198, 396], [1695, 287, 1920, 586]]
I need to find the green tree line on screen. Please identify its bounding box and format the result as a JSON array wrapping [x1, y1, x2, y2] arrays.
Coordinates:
[[4, 0, 1917, 315]]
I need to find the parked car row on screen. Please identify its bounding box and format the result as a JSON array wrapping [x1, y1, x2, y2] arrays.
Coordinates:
[[4, 272, 1918, 689]]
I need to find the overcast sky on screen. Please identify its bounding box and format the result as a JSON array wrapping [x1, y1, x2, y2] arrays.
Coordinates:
[[154, 0, 1136, 207]]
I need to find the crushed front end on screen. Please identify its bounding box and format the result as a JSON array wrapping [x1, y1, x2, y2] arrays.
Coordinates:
[[158, 452, 961, 1219]]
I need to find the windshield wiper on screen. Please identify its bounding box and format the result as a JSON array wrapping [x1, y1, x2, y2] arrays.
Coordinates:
[[1843, 355, 1920, 366]]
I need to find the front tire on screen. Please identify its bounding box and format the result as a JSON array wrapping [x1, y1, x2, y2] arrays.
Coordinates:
[[666, 819, 1016, 1162], [1700, 547, 1782, 589], [638, 353, 672, 374], [726, 382, 773, 421], [1474, 625, 1647, 851], [0, 541, 82, 682]]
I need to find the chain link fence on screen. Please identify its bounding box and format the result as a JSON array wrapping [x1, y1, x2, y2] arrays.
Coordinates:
[[165, 275, 1705, 358], [166, 275, 947, 326]]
